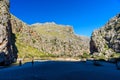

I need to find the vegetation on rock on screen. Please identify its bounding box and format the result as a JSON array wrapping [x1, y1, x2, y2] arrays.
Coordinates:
[[10, 15, 90, 59], [90, 13, 120, 60]]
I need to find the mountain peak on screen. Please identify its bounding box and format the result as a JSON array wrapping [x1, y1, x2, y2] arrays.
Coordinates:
[[31, 22, 72, 28], [31, 22, 56, 26]]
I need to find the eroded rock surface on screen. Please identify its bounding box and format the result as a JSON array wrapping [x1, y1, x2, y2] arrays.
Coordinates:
[[90, 13, 120, 57], [10, 15, 90, 57], [0, 0, 17, 65]]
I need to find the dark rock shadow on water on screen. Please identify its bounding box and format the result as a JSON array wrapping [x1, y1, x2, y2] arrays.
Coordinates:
[[0, 60, 119, 80], [108, 57, 120, 70]]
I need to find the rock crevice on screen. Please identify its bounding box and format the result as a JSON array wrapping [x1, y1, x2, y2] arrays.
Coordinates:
[[0, 0, 17, 65]]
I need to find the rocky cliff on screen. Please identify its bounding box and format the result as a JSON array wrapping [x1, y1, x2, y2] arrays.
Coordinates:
[[31, 23, 90, 57], [0, 0, 17, 65], [10, 15, 90, 58], [90, 14, 120, 58]]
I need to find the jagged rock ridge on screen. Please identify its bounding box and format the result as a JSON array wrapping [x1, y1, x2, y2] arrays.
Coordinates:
[[90, 13, 120, 58]]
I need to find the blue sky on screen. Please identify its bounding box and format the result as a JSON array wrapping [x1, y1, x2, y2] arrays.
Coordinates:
[[10, 0, 120, 37]]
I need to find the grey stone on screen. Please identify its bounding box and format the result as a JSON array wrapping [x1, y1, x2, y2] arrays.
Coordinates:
[[90, 13, 120, 57], [0, 0, 17, 65]]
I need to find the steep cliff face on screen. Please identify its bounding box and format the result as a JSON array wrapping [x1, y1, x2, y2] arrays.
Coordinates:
[[0, 0, 17, 65], [10, 15, 90, 58], [90, 14, 120, 58]]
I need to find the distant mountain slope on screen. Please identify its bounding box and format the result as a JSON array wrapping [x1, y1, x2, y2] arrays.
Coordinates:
[[10, 14, 90, 58], [31, 22, 90, 56], [31, 22, 74, 40], [90, 13, 120, 59]]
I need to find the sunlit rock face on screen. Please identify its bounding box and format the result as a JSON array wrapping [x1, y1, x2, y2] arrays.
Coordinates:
[[10, 14, 90, 57], [90, 13, 120, 57], [0, 0, 17, 65], [30, 23, 90, 57]]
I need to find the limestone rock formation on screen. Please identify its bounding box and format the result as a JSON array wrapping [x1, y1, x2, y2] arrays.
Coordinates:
[[31, 23, 90, 57], [90, 13, 120, 58], [0, 0, 17, 65], [10, 15, 90, 58]]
